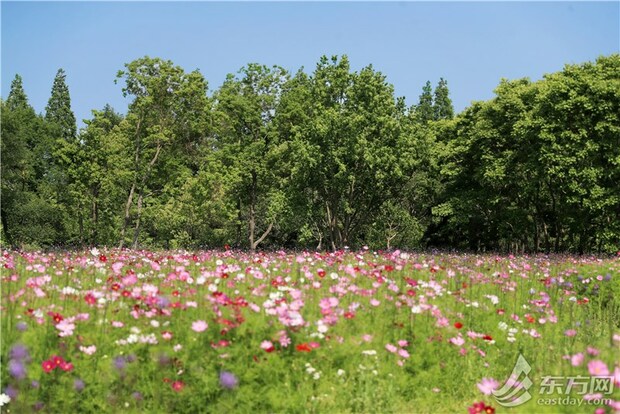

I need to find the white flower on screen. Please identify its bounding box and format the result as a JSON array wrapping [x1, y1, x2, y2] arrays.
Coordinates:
[[90, 247, 100, 257], [61, 286, 78, 295], [361, 350, 377, 356], [337, 369, 345, 376], [498, 322, 508, 331], [411, 305, 422, 314], [485, 295, 499, 305], [0, 393, 10, 407], [208, 284, 218, 292], [215, 259, 223, 266]]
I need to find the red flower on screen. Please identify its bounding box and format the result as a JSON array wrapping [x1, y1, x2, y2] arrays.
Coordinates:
[[454, 322, 463, 329], [468, 401, 495, 414], [482, 335, 493, 341], [60, 362, 74, 372], [84, 293, 97, 305], [51, 355, 65, 367], [48, 312, 64, 324], [42, 360, 55, 373], [296, 343, 312, 352], [171, 380, 184, 392], [99, 254, 107, 262], [344, 311, 355, 319], [317, 270, 326, 278]]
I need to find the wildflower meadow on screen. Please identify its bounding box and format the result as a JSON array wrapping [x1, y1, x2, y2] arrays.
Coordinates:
[[1, 249, 619, 413]]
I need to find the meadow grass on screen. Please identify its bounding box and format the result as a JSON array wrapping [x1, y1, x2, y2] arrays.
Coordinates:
[[1, 250, 618, 413]]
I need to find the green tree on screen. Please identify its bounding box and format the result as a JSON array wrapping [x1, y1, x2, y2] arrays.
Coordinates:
[[115, 56, 210, 248], [214, 64, 289, 250], [416, 80, 434, 124], [433, 77, 454, 120], [7, 74, 29, 110], [284, 56, 410, 249], [45, 68, 77, 140]]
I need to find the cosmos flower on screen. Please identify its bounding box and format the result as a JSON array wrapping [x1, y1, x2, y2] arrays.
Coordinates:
[[8, 359, 27, 380], [191, 320, 208, 333], [261, 341, 275, 352], [588, 360, 609, 376], [477, 378, 499, 395], [219, 371, 239, 389]]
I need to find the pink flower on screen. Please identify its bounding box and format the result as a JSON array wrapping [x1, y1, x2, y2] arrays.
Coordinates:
[[56, 320, 75, 337], [191, 320, 208, 333], [613, 366, 620, 387], [450, 336, 465, 346], [397, 340, 409, 347], [385, 343, 397, 353], [587, 346, 600, 356], [570, 353, 584, 367], [361, 334, 373, 343], [370, 299, 380, 307], [477, 377, 499, 395], [260, 341, 275, 353], [564, 329, 577, 337], [397, 349, 410, 359], [588, 360, 610, 376]]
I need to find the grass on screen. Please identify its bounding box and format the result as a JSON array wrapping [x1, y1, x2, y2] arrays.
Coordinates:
[[1, 250, 619, 413]]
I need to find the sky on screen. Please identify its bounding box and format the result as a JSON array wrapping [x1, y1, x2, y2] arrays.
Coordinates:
[[2, 1, 619, 129]]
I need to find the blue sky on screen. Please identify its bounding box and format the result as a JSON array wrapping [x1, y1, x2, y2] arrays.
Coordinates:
[[2, 2, 619, 129]]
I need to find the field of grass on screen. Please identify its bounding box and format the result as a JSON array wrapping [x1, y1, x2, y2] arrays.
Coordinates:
[[1, 249, 619, 413]]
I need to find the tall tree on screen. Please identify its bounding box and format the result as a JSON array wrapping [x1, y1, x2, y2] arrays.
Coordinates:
[[115, 56, 209, 248], [285, 55, 409, 249], [433, 77, 454, 120], [7, 74, 29, 110], [45, 68, 77, 140], [416, 80, 434, 124], [214, 64, 289, 250]]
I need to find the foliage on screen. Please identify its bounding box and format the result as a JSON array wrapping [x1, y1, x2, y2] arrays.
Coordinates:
[[1, 54, 619, 253]]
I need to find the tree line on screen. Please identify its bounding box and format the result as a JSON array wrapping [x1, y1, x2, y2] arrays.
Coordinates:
[[2, 54, 619, 253]]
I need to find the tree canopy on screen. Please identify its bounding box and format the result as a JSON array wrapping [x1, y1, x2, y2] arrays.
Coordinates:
[[2, 54, 619, 253]]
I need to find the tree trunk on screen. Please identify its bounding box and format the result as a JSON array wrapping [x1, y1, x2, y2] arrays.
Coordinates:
[[252, 222, 273, 251], [0, 208, 12, 247], [248, 171, 257, 251], [131, 191, 143, 249], [119, 181, 136, 248]]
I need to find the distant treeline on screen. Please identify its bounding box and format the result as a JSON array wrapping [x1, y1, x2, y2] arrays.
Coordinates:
[[2, 54, 619, 253]]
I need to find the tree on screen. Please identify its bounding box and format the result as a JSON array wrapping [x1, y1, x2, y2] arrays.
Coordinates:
[[214, 64, 289, 250], [7, 74, 29, 110], [284, 55, 409, 249], [115, 56, 210, 248], [45, 68, 77, 140], [416, 80, 434, 124], [433, 77, 454, 120]]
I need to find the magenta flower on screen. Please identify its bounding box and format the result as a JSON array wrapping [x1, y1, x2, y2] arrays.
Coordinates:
[[477, 377, 499, 395], [191, 320, 208, 333]]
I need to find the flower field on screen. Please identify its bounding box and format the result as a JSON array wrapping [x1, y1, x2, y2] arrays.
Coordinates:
[[1, 249, 619, 413]]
